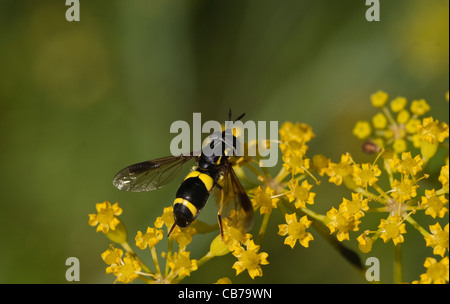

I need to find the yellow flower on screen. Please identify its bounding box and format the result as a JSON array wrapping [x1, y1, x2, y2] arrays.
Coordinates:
[[390, 96, 407, 112], [251, 186, 279, 214], [421, 189, 449, 218], [326, 207, 361, 242], [352, 163, 381, 187], [416, 117, 449, 144], [353, 121, 372, 139], [135, 227, 163, 249], [209, 234, 232, 257], [232, 239, 269, 279], [216, 277, 232, 284], [88, 201, 123, 233], [418, 257, 449, 284], [396, 109, 410, 124], [392, 138, 407, 154], [389, 152, 423, 176], [167, 250, 198, 278], [279, 121, 315, 145], [371, 90, 389, 108], [339, 192, 369, 219], [410, 99, 430, 116], [439, 164, 449, 188], [221, 215, 252, 251], [357, 233, 373, 253], [312, 154, 330, 176], [170, 226, 197, 249], [108, 253, 141, 284], [278, 213, 314, 249], [154, 206, 175, 230], [287, 179, 315, 208], [425, 223, 449, 257], [379, 215, 406, 246], [390, 178, 418, 203], [101, 246, 123, 267], [325, 154, 354, 186], [372, 113, 388, 129], [282, 151, 310, 176], [405, 118, 421, 134]]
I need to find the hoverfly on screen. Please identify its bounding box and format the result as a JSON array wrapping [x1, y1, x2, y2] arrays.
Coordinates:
[[112, 111, 253, 238]]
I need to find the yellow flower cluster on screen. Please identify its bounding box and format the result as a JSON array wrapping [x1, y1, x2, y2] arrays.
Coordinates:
[[88, 90, 448, 284], [89, 201, 270, 282], [349, 91, 449, 283], [353, 90, 449, 160]]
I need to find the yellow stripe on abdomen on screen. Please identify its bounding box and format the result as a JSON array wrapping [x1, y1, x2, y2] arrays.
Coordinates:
[[173, 198, 198, 217], [184, 171, 214, 192], [198, 173, 213, 191]]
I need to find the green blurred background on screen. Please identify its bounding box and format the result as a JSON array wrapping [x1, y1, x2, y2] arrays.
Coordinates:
[[0, 0, 448, 283]]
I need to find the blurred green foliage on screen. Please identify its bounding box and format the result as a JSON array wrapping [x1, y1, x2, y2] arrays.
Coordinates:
[[0, 0, 448, 283]]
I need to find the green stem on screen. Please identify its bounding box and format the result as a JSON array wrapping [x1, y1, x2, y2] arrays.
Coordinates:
[[300, 207, 328, 223], [138, 274, 154, 284], [436, 186, 449, 196], [394, 243, 403, 284], [281, 200, 364, 273], [274, 166, 289, 183], [256, 212, 271, 244], [247, 162, 266, 182], [197, 251, 215, 268], [150, 247, 161, 275], [165, 238, 173, 277], [404, 216, 429, 237], [120, 242, 153, 274]]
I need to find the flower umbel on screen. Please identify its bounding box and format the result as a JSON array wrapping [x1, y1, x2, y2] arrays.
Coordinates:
[[89, 89, 448, 284]]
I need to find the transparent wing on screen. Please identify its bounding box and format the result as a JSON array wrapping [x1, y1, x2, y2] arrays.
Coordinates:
[[216, 162, 254, 230], [112, 154, 196, 192]]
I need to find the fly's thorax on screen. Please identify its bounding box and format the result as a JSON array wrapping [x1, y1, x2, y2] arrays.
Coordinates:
[[201, 129, 242, 159]]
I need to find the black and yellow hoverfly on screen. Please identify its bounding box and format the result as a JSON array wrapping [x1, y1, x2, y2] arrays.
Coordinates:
[[112, 111, 253, 238]]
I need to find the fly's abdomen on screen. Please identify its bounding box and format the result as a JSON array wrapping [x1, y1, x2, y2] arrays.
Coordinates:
[[173, 170, 216, 227]]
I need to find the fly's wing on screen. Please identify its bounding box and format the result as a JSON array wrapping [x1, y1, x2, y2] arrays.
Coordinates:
[[216, 162, 254, 231], [112, 154, 196, 192]]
